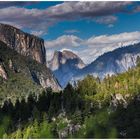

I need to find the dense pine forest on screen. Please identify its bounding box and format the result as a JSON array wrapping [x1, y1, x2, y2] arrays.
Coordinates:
[[1, 57, 140, 138]]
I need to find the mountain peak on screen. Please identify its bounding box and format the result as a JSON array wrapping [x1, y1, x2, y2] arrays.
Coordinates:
[[49, 50, 85, 71], [48, 50, 85, 87], [61, 49, 80, 59]]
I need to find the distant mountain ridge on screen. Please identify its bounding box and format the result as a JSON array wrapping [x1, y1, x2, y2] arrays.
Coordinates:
[[4, 23, 140, 89], [48, 50, 85, 87], [74, 42, 140, 80], [48, 42, 140, 87]]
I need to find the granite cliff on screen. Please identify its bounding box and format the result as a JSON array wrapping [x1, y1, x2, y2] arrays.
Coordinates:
[[0, 23, 46, 64], [0, 23, 61, 91]]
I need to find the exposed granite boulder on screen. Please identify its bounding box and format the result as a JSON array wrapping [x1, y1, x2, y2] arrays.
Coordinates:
[[55, 113, 81, 138], [110, 93, 128, 110]]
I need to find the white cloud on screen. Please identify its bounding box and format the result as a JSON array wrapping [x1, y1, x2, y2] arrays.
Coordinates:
[[46, 1, 132, 19], [86, 32, 140, 47], [45, 31, 140, 64], [0, 1, 135, 34], [0, 6, 51, 35], [31, 30, 46, 37], [95, 16, 117, 24], [45, 35, 83, 49]]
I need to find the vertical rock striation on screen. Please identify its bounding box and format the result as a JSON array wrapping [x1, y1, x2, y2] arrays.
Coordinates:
[[0, 23, 46, 64]]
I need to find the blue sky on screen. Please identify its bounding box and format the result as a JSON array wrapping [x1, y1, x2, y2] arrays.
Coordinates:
[[1, 1, 140, 63]]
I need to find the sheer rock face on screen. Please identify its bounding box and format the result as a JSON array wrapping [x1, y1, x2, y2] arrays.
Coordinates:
[[0, 23, 46, 64], [49, 50, 85, 71], [48, 50, 85, 88]]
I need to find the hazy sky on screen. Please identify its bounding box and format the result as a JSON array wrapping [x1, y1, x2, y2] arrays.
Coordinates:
[[1, 1, 140, 63]]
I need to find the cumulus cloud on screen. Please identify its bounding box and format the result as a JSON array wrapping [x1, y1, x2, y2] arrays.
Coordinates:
[[0, 1, 136, 34], [46, 1, 132, 19], [45, 35, 82, 49], [0, 7, 43, 29], [45, 32, 140, 63], [31, 30, 46, 37], [86, 32, 140, 47], [0, 6, 52, 34]]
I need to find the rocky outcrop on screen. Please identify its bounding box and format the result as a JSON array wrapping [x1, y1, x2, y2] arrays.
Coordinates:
[[58, 124, 81, 138], [48, 50, 85, 88], [0, 64, 7, 80], [30, 70, 61, 91], [110, 93, 129, 110], [0, 23, 46, 64], [52, 112, 81, 138], [49, 50, 85, 71]]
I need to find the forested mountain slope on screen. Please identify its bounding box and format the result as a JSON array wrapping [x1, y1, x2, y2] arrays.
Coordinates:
[[0, 41, 60, 105]]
